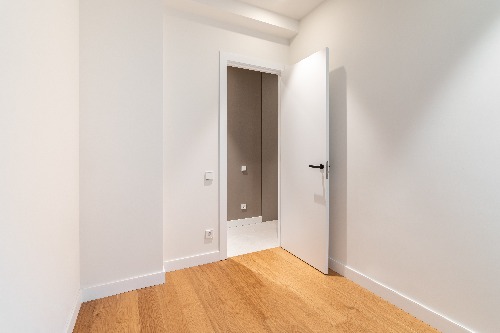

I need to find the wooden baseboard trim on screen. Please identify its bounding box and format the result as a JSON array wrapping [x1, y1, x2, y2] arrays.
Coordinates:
[[329, 258, 472, 333], [81, 271, 165, 302], [65, 289, 82, 333], [164, 251, 221, 272]]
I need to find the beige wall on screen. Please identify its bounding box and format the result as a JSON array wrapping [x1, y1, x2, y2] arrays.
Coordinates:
[[163, 10, 289, 263], [80, 0, 164, 287], [227, 67, 262, 220], [291, 1, 500, 331], [227, 68, 279, 222], [0, 0, 80, 331], [262, 73, 279, 222]]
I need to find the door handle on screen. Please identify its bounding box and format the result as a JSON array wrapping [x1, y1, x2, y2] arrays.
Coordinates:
[[308, 164, 324, 170]]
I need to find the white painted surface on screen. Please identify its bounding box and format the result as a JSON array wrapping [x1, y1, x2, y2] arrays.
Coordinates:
[[193, 0, 299, 32], [293, 1, 500, 332], [164, 251, 221, 272], [163, 11, 289, 264], [227, 216, 262, 228], [281, 49, 329, 274], [239, 0, 326, 20], [0, 0, 80, 331], [165, 0, 298, 42], [228, 220, 279, 257], [329, 259, 472, 333], [225, 52, 284, 75], [65, 291, 82, 333], [80, 0, 164, 288], [82, 271, 165, 302]]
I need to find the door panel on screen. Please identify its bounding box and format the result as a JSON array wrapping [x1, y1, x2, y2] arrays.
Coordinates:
[[280, 48, 329, 274]]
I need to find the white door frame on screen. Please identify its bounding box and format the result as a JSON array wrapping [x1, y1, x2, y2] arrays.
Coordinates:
[[219, 52, 285, 260]]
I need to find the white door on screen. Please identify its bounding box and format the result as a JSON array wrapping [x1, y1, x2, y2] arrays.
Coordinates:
[[280, 48, 329, 274]]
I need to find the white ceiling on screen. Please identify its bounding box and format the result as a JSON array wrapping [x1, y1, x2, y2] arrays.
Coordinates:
[[237, 0, 326, 20]]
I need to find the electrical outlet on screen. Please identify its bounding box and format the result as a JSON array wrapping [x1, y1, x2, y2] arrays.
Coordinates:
[[241, 203, 247, 210], [205, 229, 213, 239]]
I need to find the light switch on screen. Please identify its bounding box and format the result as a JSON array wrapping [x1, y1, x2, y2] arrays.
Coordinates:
[[205, 171, 214, 181], [241, 166, 247, 172]]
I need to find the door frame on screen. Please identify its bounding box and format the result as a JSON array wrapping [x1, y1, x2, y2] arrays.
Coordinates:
[[219, 52, 285, 260]]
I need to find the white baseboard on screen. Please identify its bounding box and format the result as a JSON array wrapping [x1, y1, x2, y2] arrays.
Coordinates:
[[65, 289, 82, 333], [164, 251, 221, 272], [329, 258, 473, 333], [82, 271, 165, 302], [228, 216, 262, 228]]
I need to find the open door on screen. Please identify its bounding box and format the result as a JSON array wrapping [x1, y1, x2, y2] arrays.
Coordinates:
[[280, 48, 329, 274]]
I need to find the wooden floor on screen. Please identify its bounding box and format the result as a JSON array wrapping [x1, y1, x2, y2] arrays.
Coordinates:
[[74, 248, 440, 332]]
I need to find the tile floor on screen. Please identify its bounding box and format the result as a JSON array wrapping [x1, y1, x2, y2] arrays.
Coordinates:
[[227, 220, 279, 257]]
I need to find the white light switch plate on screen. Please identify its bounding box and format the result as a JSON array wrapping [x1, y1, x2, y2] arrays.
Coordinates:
[[205, 171, 214, 180]]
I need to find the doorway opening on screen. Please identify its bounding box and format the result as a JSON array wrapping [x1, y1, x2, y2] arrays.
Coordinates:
[[218, 52, 284, 260], [219, 49, 330, 273], [226, 66, 280, 257]]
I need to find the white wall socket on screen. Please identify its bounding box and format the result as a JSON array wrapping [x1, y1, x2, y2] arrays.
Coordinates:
[[205, 229, 213, 239], [241, 203, 246, 210]]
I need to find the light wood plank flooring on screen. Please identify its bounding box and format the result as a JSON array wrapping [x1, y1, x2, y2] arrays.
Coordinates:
[[74, 248, 440, 332]]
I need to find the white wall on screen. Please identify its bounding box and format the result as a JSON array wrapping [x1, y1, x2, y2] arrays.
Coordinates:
[[291, 1, 500, 332], [0, 0, 80, 332], [80, 0, 164, 288], [163, 10, 289, 262]]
